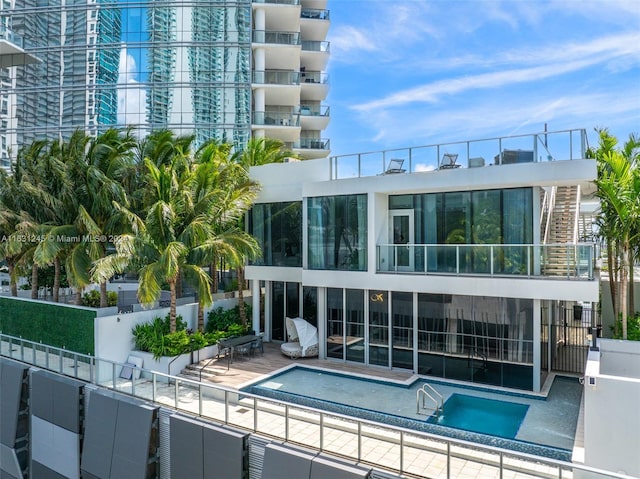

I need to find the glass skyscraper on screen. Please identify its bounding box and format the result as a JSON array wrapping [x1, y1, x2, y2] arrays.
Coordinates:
[[1, 0, 330, 171]]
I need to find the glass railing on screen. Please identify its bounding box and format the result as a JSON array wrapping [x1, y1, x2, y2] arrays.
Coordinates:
[[301, 8, 329, 20], [302, 40, 330, 52], [253, 111, 300, 127], [0, 25, 23, 47], [301, 71, 329, 84], [253, 70, 300, 85], [376, 243, 596, 279], [330, 128, 589, 179], [294, 138, 330, 150], [300, 104, 330, 116], [0, 333, 632, 479], [253, 30, 300, 46]]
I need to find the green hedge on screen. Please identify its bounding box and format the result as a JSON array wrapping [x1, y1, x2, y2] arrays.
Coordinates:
[[0, 297, 95, 355]]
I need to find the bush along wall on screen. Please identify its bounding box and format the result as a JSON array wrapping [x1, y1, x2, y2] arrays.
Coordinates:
[[0, 297, 96, 355]]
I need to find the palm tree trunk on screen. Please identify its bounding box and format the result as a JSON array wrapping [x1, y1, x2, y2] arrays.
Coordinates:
[[237, 266, 247, 330], [628, 248, 635, 318], [100, 281, 108, 308], [621, 240, 630, 340], [31, 263, 38, 299], [8, 260, 17, 296], [210, 254, 219, 294], [169, 278, 177, 333], [75, 286, 83, 305], [608, 241, 618, 335], [197, 302, 205, 332], [53, 257, 61, 302]]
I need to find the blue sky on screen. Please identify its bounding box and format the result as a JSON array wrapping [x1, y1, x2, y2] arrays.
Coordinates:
[[325, 0, 640, 157]]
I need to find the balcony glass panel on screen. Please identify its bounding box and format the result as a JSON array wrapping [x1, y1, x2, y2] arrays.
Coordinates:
[[300, 104, 329, 116], [253, 0, 300, 4], [301, 8, 330, 20], [253, 111, 300, 126], [253, 30, 300, 45], [294, 138, 329, 149], [301, 71, 328, 84], [376, 243, 595, 279], [253, 70, 300, 85], [301, 40, 329, 52]]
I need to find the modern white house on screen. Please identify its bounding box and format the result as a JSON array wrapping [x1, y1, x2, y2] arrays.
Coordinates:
[[246, 128, 600, 393]]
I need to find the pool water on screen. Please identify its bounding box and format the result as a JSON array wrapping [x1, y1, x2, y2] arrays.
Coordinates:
[[428, 394, 529, 439]]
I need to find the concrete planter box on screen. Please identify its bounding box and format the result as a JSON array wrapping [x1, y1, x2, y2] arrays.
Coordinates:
[[135, 344, 219, 382]]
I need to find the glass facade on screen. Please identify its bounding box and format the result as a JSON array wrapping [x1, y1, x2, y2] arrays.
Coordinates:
[[325, 288, 534, 390], [249, 201, 302, 267], [308, 194, 367, 271], [1, 1, 252, 155], [388, 188, 533, 274]]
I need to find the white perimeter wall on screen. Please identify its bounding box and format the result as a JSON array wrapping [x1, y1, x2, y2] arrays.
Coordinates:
[[581, 340, 640, 478]]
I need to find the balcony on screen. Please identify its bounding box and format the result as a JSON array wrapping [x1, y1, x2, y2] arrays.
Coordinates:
[[302, 40, 329, 52], [300, 104, 329, 130], [330, 129, 589, 180], [0, 26, 40, 68], [376, 243, 596, 280]]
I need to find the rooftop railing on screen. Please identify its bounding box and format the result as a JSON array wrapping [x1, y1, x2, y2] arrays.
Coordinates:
[[0, 333, 633, 479], [330, 128, 589, 180]]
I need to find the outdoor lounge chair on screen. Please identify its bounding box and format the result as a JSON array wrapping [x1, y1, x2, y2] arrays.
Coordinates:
[[281, 317, 319, 359]]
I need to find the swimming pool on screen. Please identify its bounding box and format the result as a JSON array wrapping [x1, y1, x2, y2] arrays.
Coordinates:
[[428, 393, 528, 439], [243, 366, 582, 461]]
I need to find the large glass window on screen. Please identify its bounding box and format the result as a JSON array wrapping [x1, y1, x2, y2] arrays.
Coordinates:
[[249, 202, 302, 267], [271, 281, 285, 341], [326, 288, 343, 359], [416, 294, 534, 390], [5, 2, 252, 153], [345, 289, 365, 363], [308, 194, 367, 271], [302, 286, 317, 327], [390, 188, 533, 276], [368, 290, 389, 367], [392, 291, 413, 370]]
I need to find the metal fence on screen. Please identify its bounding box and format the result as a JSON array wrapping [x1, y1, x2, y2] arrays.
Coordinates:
[[0, 333, 632, 479]]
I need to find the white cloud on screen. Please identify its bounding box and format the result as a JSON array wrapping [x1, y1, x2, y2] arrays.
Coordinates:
[[117, 47, 148, 130]]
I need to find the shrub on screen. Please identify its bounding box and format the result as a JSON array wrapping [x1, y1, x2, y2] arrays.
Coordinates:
[[81, 289, 117, 307], [205, 304, 252, 333], [132, 314, 193, 359], [613, 314, 640, 341]]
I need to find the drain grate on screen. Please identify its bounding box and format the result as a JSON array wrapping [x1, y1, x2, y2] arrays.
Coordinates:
[[235, 408, 250, 414]]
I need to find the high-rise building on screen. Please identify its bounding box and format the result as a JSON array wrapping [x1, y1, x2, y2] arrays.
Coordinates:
[[0, 0, 330, 172]]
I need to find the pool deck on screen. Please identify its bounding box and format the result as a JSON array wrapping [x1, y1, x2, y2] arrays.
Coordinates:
[[183, 341, 416, 389], [184, 340, 586, 463]]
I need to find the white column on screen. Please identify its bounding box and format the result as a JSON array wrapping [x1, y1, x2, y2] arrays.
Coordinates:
[[254, 7, 266, 31], [317, 287, 327, 358], [533, 298, 541, 392], [252, 280, 261, 335]]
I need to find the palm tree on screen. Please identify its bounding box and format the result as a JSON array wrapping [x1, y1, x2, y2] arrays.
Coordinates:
[[231, 137, 293, 326], [590, 129, 640, 339]]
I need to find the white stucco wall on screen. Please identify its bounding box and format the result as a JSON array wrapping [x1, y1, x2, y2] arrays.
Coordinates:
[[582, 340, 640, 478]]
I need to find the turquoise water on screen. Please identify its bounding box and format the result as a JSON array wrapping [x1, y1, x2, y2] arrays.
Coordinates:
[[428, 393, 528, 439]]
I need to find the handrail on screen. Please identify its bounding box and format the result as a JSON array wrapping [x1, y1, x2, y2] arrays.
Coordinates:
[[544, 186, 556, 245], [417, 383, 444, 415]]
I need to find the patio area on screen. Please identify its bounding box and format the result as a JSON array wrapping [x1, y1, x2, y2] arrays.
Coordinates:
[[182, 340, 415, 389]]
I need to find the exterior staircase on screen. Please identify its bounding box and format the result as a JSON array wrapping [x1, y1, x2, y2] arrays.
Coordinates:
[[541, 185, 580, 277]]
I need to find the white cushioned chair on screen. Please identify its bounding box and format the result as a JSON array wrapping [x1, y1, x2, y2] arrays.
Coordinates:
[[281, 317, 319, 359]]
